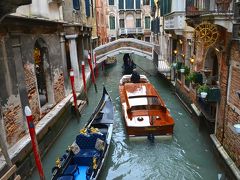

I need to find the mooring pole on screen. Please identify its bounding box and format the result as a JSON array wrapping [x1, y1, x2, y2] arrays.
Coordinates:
[[69, 69, 78, 113], [81, 61, 88, 103], [94, 53, 98, 78], [24, 106, 45, 180], [87, 53, 97, 92]]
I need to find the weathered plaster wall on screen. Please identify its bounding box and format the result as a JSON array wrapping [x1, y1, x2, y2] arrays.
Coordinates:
[[0, 26, 66, 147], [0, 37, 26, 146]]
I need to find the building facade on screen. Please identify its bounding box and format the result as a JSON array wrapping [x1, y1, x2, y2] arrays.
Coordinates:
[[0, 0, 97, 177], [162, 0, 240, 176], [96, 0, 108, 45], [107, 0, 153, 42]]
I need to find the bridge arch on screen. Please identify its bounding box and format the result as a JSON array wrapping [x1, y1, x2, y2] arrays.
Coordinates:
[[94, 38, 154, 63]]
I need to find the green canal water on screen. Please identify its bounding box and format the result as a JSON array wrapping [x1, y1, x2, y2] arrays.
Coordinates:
[[29, 55, 225, 180]]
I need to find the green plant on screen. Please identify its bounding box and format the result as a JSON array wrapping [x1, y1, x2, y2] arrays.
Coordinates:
[[186, 72, 203, 84], [183, 66, 190, 76], [197, 84, 209, 94], [176, 62, 182, 70]]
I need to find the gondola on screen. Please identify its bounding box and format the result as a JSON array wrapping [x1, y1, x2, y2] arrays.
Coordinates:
[[51, 87, 114, 180], [119, 75, 174, 141], [122, 53, 136, 75]]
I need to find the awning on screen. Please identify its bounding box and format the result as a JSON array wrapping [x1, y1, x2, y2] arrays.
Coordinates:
[[158, 60, 171, 73]]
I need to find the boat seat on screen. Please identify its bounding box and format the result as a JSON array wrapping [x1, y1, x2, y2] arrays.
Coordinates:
[[75, 132, 105, 150], [73, 149, 100, 166], [63, 164, 79, 176]]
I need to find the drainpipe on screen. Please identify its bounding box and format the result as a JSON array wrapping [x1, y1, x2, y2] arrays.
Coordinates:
[[221, 39, 232, 144]]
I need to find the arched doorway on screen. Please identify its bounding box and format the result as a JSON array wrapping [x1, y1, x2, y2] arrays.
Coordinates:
[[204, 48, 219, 85], [33, 38, 53, 107]]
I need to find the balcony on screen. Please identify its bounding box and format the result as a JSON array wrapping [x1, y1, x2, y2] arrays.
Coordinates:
[[118, 28, 143, 36], [196, 86, 220, 122], [186, 0, 233, 29], [186, 0, 233, 17], [164, 11, 185, 34]]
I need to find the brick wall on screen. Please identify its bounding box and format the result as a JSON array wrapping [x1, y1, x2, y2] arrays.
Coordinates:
[[24, 62, 41, 124], [53, 69, 65, 104], [2, 95, 25, 146], [224, 106, 240, 168]]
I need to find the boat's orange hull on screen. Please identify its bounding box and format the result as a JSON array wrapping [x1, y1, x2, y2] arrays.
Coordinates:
[[119, 75, 174, 138]]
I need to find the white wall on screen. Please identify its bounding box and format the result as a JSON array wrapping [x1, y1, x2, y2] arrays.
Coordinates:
[[14, 0, 63, 21]]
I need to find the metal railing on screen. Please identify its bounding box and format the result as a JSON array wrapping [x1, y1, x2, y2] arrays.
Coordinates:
[[118, 28, 144, 35], [186, 0, 233, 17]]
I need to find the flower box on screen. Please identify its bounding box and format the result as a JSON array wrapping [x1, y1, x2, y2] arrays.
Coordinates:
[[206, 87, 221, 102]]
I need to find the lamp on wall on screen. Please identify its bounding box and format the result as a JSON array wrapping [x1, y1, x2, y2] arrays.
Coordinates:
[[173, 49, 178, 55], [190, 56, 195, 64], [179, 39, 183, 45]]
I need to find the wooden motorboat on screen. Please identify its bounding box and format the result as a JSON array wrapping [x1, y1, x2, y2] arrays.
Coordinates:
[[119, 75, 174, 140], [51, 87, 114, 180]]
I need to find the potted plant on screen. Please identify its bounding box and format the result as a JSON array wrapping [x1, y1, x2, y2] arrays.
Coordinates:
[[186, 72, 203, 86], [197, 84, 209, 98]]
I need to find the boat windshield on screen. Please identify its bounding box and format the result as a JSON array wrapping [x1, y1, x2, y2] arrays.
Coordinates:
[[128, 96, 160, 106]]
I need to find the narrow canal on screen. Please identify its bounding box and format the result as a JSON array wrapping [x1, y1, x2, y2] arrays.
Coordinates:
[[29, 55, 225, 180]]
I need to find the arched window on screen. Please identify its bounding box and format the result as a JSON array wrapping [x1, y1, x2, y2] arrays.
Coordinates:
[[109, 16, 115, 29]]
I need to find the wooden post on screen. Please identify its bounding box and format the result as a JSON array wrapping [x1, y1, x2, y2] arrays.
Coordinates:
[[24, 106, 45, 180], [87, 53, 97, 92]]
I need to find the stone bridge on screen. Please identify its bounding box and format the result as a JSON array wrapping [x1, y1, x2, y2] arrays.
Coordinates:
[[93, 38, 154, 63], [93, 38, 171, 75]]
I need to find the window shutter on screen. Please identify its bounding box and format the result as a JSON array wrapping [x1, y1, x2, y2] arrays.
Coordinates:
[[85, 0, 90, 17], [73, 0, 80, 10]]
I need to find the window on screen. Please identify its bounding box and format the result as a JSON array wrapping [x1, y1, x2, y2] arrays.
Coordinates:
[[136, 0, 140, 9], [73, 0, 80, 10], [143, 0, 150, 5], [119, 19, 125, 28], [110, 16, 115, 29], [145, 37, 150, 42], [145, 16, 150, 29], [136, 19, 141, 28], [85, 0, 90, 17], [119, 0, 124, 9], [109, 0, 114, 5], [126, 0, 134, 9]]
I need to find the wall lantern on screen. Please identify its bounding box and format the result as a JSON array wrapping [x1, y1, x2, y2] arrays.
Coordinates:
[[190, 57, 195, 64], [179, 39, 183, 45], [181, 54, 185, 58], [173, 49, 178, 55]]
